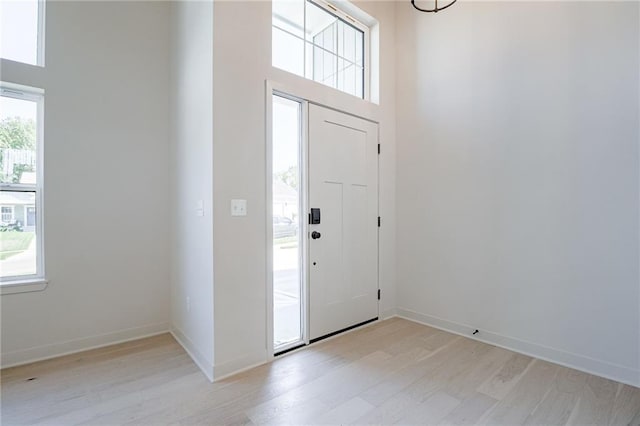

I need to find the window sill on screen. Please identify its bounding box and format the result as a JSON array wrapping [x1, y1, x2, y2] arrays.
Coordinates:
[[0, 279, 48, 295]]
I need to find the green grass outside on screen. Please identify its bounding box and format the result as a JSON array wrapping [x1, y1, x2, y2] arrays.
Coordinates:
[[0, 232, 35, 260]]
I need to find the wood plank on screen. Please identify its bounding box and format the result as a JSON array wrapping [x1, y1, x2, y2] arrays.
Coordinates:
[[244, 351, 390, 424], [358, 335, 461, 407], [609, 384, 640, 426], [444, 346, 514, 400], [480, 359, 560, 425], [313, 397, 375, 424], [396, 391, 461, 424], [523, 367, 587, 425], [477, 351, 535, 400], [567, 374, 619, 426], [438, 392, 498, 425], [400, 338, 494, 403]]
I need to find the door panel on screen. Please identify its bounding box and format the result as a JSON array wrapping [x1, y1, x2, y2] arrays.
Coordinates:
[[319, 181, 343, 305], [308, 104, 378, 340]]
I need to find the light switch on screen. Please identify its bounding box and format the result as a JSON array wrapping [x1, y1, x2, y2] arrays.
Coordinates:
[[231, 199, 247, 216], [196, 200, 204, 217]]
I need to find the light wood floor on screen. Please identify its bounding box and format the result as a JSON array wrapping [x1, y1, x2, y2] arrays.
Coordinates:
[[2, 318, 639, 425]]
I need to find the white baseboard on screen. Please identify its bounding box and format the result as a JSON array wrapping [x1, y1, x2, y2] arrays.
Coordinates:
[[1, 322, 170, 369], [397, 308, 640, 388], [170, 327, 214, 382], [214, 350, 268, 381], [380, 307, 397, 320]]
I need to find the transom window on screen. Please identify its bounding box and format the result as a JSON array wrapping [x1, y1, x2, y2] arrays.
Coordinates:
[[0, 0, 45, 66], [0, 86, 44, 282], [272, 0, 368, 99]]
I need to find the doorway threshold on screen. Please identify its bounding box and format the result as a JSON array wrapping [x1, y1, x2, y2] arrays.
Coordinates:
[[309, 317, 379, 344]]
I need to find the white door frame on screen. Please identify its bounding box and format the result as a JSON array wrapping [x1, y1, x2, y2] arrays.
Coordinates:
[[267, 90, 310, 356], [265, 79, 380, 359]]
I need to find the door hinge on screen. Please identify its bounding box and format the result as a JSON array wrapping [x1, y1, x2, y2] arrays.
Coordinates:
[[378, 289, 381, 300], [378, 144, 381, 154], [378, 216, 381, 227]]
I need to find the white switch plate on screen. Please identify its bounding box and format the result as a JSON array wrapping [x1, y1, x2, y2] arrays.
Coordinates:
[[196, 200, 204, 217], [231, 199, 247, 216]]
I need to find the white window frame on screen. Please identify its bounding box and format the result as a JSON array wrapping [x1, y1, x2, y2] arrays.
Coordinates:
[[267, 87, 310, 356], [272, 0, 370, 100], [37, 0, 46, 66], [0, 84, 47, 293], [1, 205, 15, 222]]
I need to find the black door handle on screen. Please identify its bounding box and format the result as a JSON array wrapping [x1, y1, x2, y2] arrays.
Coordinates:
[[311, 231, 321, 240]]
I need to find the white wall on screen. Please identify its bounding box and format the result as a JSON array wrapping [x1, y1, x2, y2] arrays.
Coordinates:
[[169, 0, 215, 381], [0, 1, 171, 367], [212, 0, 396, 378], [395, 1, 640, 386]]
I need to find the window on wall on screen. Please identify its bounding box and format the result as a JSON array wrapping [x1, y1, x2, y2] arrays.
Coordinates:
[[0, 0, 45, 66], [0, 86, 44, 283], [1, 206, 14, 222], [272, 94, 304, 351], [272, 0, 367, 99]]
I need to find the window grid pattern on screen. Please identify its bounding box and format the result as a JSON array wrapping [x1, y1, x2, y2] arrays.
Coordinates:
[[1, 206, 14, 222], [272, 0, 366, 99], [312, 19, 364, 98]]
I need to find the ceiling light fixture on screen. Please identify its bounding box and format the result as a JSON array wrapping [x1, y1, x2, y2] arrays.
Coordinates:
[[411, 0, 457, 13]]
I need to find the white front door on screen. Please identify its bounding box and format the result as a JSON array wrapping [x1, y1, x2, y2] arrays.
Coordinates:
[[308, 104, 379, 341]]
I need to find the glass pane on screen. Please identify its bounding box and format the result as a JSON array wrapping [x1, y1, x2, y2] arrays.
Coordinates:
[[341, 22, 357, 64], [321, 51, 337, 89], [0, 0, 40, 65], [273, 0, 304, 39], [312, 44, 323, 82], [322, 25, 335, 54], [0, 191, 37, 278], [337, 58, 345, 92], [272, 95, 302, 349], [341, 62, 356, 97], [356, 65, 364, 98], [0, 95, 38, 184], [305, 1, 337, 44], [272, 26, 304, 77]]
